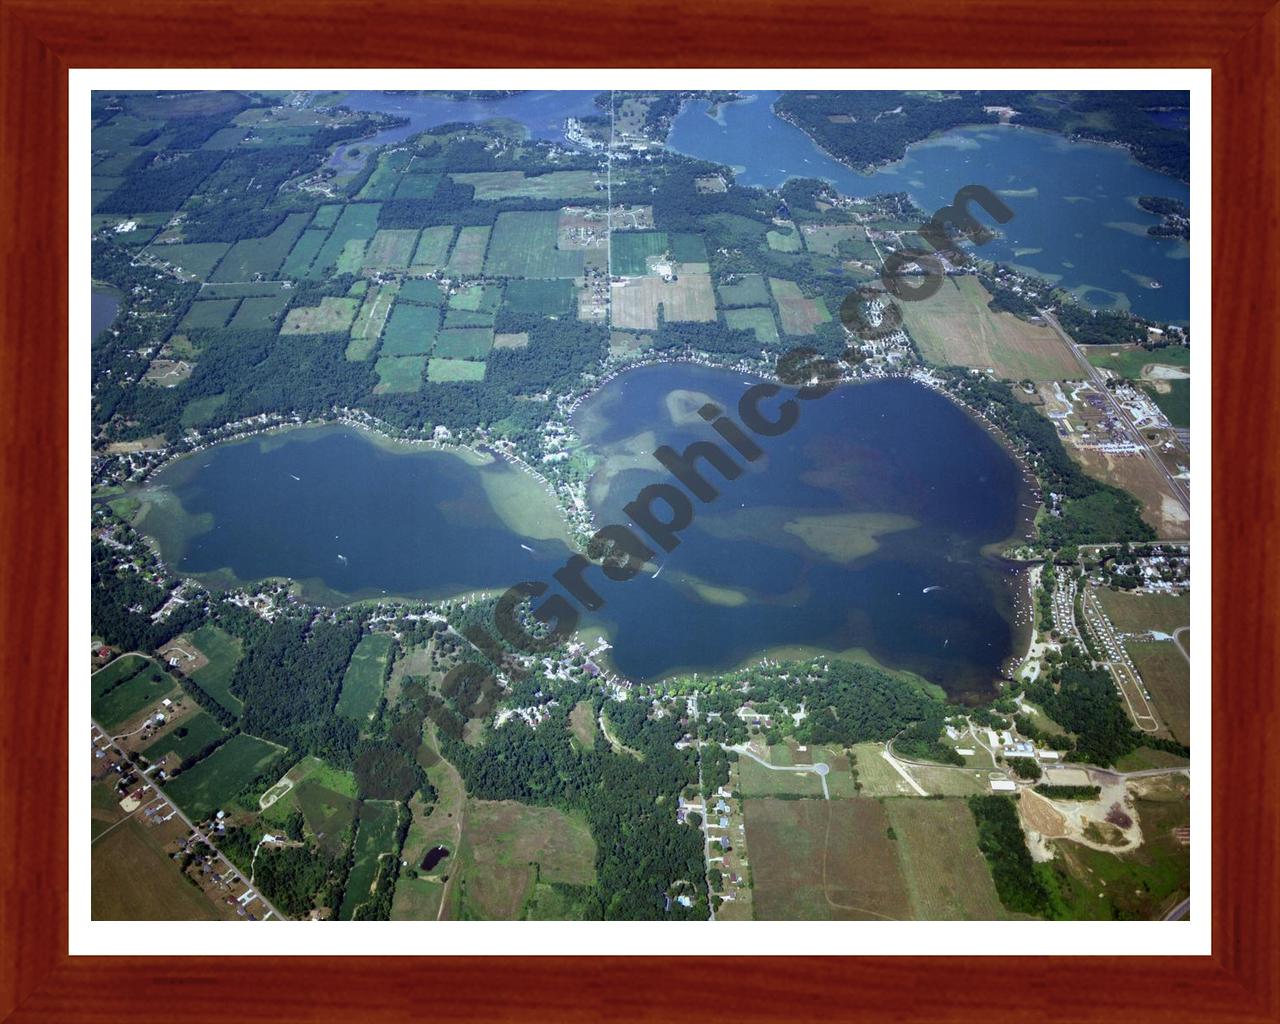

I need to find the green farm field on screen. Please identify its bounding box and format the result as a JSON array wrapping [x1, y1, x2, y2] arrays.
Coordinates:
[[280, 296, 359, 335], [1127, 640, 1191, 744], [188, 623, 244, 714], [724, 306, 779, 344], [180, 297, 239, 331], [410, 226, 455, 273], [374, 355, 426, 393], [362, 229, 420, 273], [211, 212, 309, 282], [449, 283, 502, 312], [769, 278, 832, 336], [147, 242, 230, 280], [336, 633, 394, 724], [737, 756, 825, 798], [339, 799, 401, 920], [444, 226, 490, 277], [142, 710, 229, 763], [228, 293, 291, 330], [163, 733, 284, 820], [503, 278, 575, 315], [612, 231, 668, 276], [485, 212, 583, 278], [399, 278, 445, 306], [92, 657, 177, 730], [1086, 344, 1190, 379], [434, 328, 494, 359], [427, 358, 485, 383], [346, 281, 399, 361], [379, 302, 439, 356], [452, 169, 598, 200], [1093, 589, 1189, 634], [307, 203, 380, 280], [280, 228, 329, 278], [717, 273, 771, 308], [92, 816, 228, 921]]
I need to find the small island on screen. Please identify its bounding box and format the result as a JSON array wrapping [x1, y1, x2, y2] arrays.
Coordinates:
[[1138, 195, 1190, 240]]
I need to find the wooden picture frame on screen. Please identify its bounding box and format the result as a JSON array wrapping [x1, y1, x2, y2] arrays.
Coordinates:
[[3, 0, 1275, 1019]]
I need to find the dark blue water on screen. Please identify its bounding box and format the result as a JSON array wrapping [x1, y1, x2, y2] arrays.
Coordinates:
[[668, 91, 1190, 323], [92, 286, 121, 344], [328, 90, 598, 168], [143, 427, 574, 603], [140, 370, 1030, 696]]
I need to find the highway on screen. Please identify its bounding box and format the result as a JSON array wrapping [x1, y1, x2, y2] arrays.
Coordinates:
[[1039, 309, 1190, 513]]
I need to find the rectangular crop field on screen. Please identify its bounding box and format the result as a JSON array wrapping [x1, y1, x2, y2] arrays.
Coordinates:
[[281, 228, 329, 278], [612, 231, 668, 276], [307, 202, 381, 280], [210, 212, 310, 282], [398, 278, 445, 306], [1093, 589, 1189, 634], [146, 242, 230, 280], [295, 775, 358, 857], [346, 281, 400, 361], [163, 733, 284, 820], [92, 817, 227, 921], [724, 306, 779, 344], [280, 296, 359, 335], [187, 624, 244, 714], [434, 328, 494, 359], [448, 283, 502, 312], [455, 801, 596, 920], [900, 275, 1080, 380], [769, 278, 832, 336], [717, 273, 771, 308], [1142, 378, 1190, 428], [452, 170, 599, 200], [485, 212, 583, 279], [339, 800, 401, 920], [336, 634, 394, 724], [1127, 641, 1191, 745], [357, 149, 414, 200], [92, 657, 177, 730], [362, 229, 420, 273], [443, 309, 494, 330], [444, 226, 490, 277], [142, 710, 229, 763], [409, 226, 455, 273], [228, 293, 292, 331], [427, 358, 486, 383], [801, 223, 865, 256], [503, 278, 575, 315], [1086, 344, 1190, 379], [670, 232, 709, 264], [311, 204, 342, 229], [611, 274, 717, 330], [374, 355, 426, 393], [379, 302, 440, 356], [744, 798, 911, 920], [180, 298, 239, 331], [393, 172, 442, 198], [737, 757, 825, 798], [884, 798, 1010, 920]]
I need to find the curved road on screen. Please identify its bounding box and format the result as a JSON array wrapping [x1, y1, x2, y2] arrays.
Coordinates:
[[730, 746, 830, 799]]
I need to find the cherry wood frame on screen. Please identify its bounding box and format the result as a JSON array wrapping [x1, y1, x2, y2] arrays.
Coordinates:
[[3, 0, 1276, 1019]]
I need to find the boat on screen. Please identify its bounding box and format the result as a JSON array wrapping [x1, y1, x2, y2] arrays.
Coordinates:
[[923, 585, 943, 594], [520, 544, 535, 553], [651, 563, 663, 579], [336, 554, 348, 565]]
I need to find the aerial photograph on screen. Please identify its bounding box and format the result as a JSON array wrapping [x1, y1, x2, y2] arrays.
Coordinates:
[[89, 87, 1193, 923]]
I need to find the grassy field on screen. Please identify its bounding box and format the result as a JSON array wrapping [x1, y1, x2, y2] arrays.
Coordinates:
[[769, 278, 832, 336], [339, 800, 401, 920], [188, 624, 244, 714], [801, 222, 865, 256], [390, 876, 445, 920], [379, 302, 440, 356], [362, 229, 420, 274], [901, 275, 1080, 380], [717, 273, 771, 308], [434, 328, 494, 359], [1143, 378, 1190, 428], [849, 743, 927, 797], [346, 281, 399, 361], [504, 278, 575, 315], [455, 801, 596, 920], [724, 306, 779, 344], [295, 773, 359, 857], [356, 149, 414, 200], [280, 228, 329, 278], [448, 283, 502, 312], [884, 798, 1010, 920], [163, 733, 284, 820], [1127, 641, 1191, 744], [336, 633, 394, 724], [744, 797, 910, 920], [452, 169, 598, 200], [180, 297, 239, 331], [568, 700, 597, 750], [444, 226, 490, 277], [142, 710, 229, 763], [409, 226, 455, 273], [228, 293, 292, 331], [485, 211, 583, 279], [180, 393, 228, 428], [92, 656, 177, 730], [399, 278, 445, 306], [211, 212, 309, 282], [611, 275, 717, 330], [1086, 343, 1190, 379], [307, 202, 380, 280], [612, 231, 668, 276], [394, 172, 442, 198], [766, 223, 803, 252], [311, 204, 342, 228], [427, 357, 486, 383], [147, 242, 230, 280], [92, 816, 228, 920], [92, 654, 151, 695], [374, 355, 427, 393], [1093, 589, 1189, 634], [737, 756, 825, 798], [280, 296, 359, 335]]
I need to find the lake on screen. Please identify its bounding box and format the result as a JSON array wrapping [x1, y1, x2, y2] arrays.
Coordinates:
[[92, 285, 121, 344], [136, 368, 1031, 698], [668, 91, 1190, 323]]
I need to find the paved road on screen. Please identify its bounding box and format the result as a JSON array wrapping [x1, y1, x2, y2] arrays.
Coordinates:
[[731, 746, 830, 799], [91, 719, 285, 921], [1040, 309, 1190, 512], [1164, 895, 1191, 921]]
